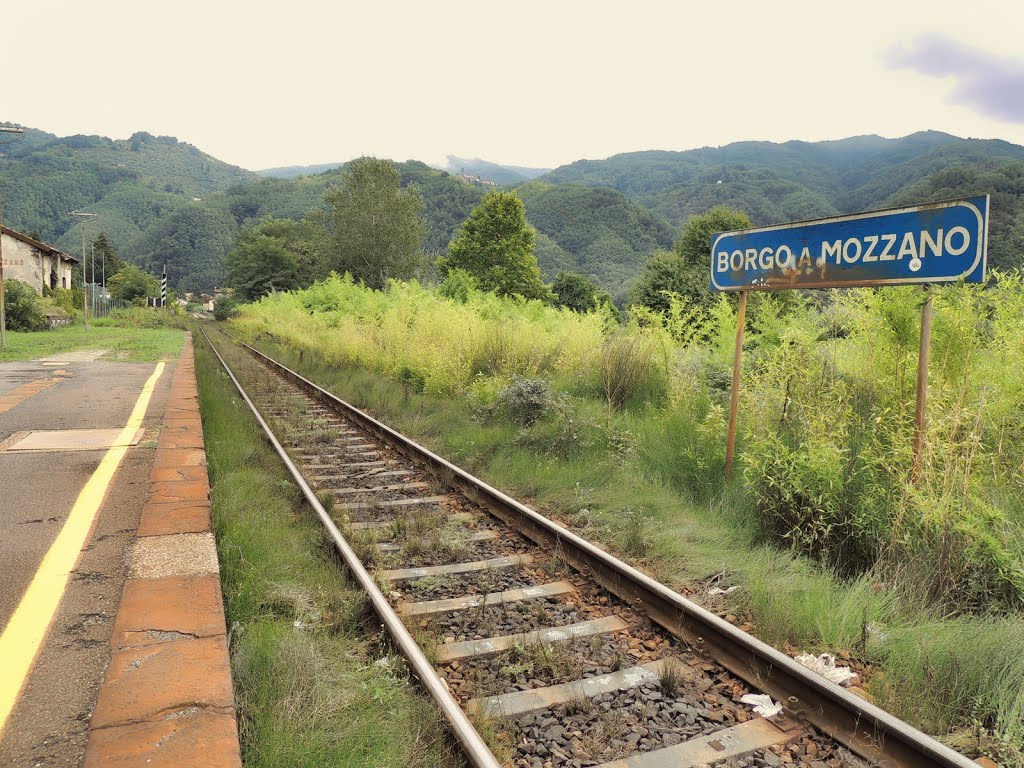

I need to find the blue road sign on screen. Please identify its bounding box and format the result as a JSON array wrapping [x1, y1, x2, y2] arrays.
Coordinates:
[[710, 196, 988, 292]]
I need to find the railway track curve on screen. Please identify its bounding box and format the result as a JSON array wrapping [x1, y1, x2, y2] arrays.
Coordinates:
[[201, 326, 975, 768]]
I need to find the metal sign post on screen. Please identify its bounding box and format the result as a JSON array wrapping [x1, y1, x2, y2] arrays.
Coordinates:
[[724, 291, 747, 478], [912, 288, 934, 485], [711, 196, 989, 482]]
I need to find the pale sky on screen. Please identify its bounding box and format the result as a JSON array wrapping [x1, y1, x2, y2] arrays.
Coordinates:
[[5, 0, 1023, 171]]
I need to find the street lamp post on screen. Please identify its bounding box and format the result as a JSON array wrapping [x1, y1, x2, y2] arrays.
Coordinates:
[[68, 211, 98, 328]]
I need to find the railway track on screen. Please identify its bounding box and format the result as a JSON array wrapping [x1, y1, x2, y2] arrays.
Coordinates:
[[202, 327, 976, 768]]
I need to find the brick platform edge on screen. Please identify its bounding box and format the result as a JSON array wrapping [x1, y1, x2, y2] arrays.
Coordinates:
[[83, 334, 243, 768]]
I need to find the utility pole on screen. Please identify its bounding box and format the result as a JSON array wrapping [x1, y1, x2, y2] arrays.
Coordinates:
[[68, 211, 98, 328], [91, 242, 95, 315]]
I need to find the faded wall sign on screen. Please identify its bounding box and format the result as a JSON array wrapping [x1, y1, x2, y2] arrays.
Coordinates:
[[709, 196, 988, 292]]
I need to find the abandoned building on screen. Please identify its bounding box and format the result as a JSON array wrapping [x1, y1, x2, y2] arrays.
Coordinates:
[[0, 226, 78, 294]]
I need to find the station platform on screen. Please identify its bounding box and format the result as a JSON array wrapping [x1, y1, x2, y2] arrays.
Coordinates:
[[0, 335, 241, 768]]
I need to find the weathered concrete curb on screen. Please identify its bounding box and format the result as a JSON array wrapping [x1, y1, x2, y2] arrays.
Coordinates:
[[83, 334, 242, 768]]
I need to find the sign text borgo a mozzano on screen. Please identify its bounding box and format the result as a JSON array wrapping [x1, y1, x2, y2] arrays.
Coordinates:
[[709, 196, 989, 292]]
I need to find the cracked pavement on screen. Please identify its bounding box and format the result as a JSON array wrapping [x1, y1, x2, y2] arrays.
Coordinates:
[[0, 357, 173, 767]]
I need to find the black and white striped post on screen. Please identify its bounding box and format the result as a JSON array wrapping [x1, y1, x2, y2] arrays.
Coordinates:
[[160, 264, 167, 308]]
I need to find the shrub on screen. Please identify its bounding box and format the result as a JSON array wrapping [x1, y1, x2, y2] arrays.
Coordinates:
[[43, 286, 82, 316], [214, 295, 240, 321], [397, 365, 427, 394], [744, 430, 890, 573], [488, 377, 554, 426], [437, 268, 477, 304], [4, 279, 48, 331], [93, 307, 187, 330], [597, 332, 668, 411]]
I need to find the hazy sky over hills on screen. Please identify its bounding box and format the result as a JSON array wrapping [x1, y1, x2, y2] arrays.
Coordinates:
[[5, 0, 1023, 170]]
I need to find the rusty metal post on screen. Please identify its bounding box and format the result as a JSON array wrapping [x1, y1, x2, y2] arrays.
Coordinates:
[[912, 287, 934, 485], [725, 290, 748, 479], [81, 222, 88, 329]]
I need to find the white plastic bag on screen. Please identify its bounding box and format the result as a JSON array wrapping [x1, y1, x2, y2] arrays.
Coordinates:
[[740, 693, 783, 717], [794, 652, 858, 686]]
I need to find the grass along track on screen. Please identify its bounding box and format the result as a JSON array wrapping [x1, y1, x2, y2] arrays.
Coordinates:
[[194, 334, 461, 768], [202, 325, 979, 768]]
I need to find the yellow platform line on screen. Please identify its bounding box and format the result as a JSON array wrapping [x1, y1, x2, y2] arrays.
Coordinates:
[[0, 362, 165, 736], [0, 377, 62, 415]]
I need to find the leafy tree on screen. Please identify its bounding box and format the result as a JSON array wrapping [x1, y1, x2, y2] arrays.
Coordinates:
[[438, 191, 552, 301], [314, 158, 427, 290], [89, 232, 124, 284], [227, 218, 320, 300], [107, 263, 159, 302], [551, 271, 601, 312], [213, 295, 240, 321], [675, 206, 751, 265], [632, 206, 751, 314]]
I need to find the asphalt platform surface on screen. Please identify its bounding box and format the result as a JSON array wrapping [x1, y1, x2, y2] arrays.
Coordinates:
[[0, 350, 173, 767]]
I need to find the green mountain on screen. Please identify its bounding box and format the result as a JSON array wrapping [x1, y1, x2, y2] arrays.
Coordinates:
[[542, 131, 1024, 221], [5, 125, 1023, 292], [125, 160, 486, 291], [541, 132, 1024, 273], [515, 182, 675, 297], [257, 155, 553, 185], [256, 162, 346, 179], [0, 126, 256, 262], [130, 160, 673, 296]]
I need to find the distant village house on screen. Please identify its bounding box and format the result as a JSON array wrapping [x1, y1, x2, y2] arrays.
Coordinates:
[[0, 226, 78, 294], [456, 171, 497, 188]]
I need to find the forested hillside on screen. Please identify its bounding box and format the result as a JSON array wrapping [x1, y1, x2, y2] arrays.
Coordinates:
[[542, 131, 1024, 215], [120, 161, 487, 291], [541, 131, 1024, 272], [516, 182, 675, 292], [256, 161, 346, 179], [257, 155, 550, 184], [4, 125, 1023, 291], [118, 159, 674, 295], [0, 127, 256, 255]]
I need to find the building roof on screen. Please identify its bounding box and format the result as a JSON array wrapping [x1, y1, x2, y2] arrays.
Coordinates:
[[0, 225, 78, 263]]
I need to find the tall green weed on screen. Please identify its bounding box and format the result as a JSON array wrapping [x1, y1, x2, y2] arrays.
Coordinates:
[[236, 271, 1024, 613], [740, 278, 1024, 610]]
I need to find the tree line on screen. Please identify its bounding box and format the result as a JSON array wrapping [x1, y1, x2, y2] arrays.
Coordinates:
[[224, 157, 625, 316]]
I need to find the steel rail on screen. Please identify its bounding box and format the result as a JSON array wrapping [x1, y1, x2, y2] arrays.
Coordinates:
[[199, 327, 503, 768], [210, 326, 977, 768]]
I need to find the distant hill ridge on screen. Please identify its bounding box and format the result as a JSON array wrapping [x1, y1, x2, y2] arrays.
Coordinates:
[[258, 155, 551, 185], [2, 125, 1022, 291], [542, 131, 1024, 223]]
